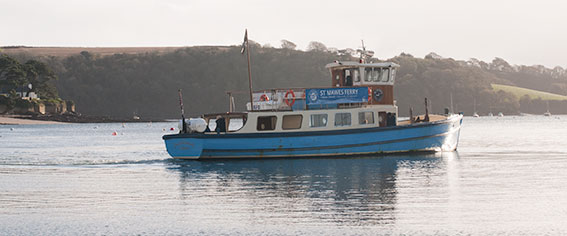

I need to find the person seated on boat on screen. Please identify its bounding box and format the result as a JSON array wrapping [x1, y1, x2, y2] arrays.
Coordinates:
[[345, 75, 353, 86], [215, 115, 226, 134]]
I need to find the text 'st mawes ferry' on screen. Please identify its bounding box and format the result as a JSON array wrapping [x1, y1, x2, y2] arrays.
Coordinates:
[[163, 57, 463, 159]]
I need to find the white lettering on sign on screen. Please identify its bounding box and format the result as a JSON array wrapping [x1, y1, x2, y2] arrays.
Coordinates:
[[320, 89, 358, 97]]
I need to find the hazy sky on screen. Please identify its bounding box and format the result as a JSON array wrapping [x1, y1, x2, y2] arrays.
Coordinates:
[[2, 0, 567, 68]]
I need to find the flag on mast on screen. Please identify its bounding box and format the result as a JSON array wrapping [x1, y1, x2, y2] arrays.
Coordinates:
[[241, 29, 248, 54]]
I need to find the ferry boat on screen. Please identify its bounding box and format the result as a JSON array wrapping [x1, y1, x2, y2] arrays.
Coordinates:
[[163, 57, 463, 159]]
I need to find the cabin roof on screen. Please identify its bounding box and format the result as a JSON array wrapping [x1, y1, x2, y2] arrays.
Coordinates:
[[325, 61, 400, 69], [202, 112, 247, 119]]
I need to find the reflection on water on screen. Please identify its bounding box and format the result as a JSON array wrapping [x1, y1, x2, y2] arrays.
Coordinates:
[[2, 117, 567, 235], [163, 153, 454, 229]]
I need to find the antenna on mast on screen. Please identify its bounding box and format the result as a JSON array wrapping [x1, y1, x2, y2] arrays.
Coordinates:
[[357, 40, 374, 63]]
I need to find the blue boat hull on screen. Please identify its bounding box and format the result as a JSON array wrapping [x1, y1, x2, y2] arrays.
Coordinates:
[[163, 115, 463, 159]]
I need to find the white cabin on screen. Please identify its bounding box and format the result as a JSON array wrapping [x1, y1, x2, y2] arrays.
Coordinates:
[[200, 61, 401, 134]]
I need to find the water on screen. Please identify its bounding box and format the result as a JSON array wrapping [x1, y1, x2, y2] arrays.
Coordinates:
[[1, 116, 567, 235]]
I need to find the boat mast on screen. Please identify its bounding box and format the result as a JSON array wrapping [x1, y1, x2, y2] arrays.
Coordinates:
[[450, 92, 454, 114], [243, 29, 254, 111], [178, 89, 187, 133], [360, 40, 365, 63], [473, 97, 477, 114], [424, 98, 430, 122], [546, 101, 550, 113]]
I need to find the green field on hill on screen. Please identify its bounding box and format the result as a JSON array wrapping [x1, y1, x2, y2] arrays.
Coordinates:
[[491, 84, 567, 101]]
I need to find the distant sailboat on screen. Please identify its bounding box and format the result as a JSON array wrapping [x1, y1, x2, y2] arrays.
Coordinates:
[[544, 101, 551, 116], [450, 92, 454, 114], [472, 97, 479, 117]]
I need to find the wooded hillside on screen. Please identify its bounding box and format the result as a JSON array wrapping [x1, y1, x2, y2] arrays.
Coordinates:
[[3, 45, 567, 118]]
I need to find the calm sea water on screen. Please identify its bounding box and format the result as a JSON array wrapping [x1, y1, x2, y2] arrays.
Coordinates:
[[1, 116, 567, 235]]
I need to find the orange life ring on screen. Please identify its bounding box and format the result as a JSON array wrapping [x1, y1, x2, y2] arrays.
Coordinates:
[[260, 94, 269, 101], [367, 87, 372, 102], [284, 90, 296, 107]]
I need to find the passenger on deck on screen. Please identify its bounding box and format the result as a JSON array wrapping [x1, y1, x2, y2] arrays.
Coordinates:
[[215, 115, 226, 134]]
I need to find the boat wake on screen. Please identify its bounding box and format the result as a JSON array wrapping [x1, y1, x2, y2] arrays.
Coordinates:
[[0, 158, 169, 167]]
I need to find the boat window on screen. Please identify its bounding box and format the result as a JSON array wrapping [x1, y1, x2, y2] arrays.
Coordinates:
[[358, 111, 375, 125], [282, 115, 302, 130], [228, 118, 245, 131], [257, 116, 277, 131], [310, 114, 328, 127], [335, 113, 351, 126], [391, 69, 396, 82], [353, 69, 360, 82], [365, 68, 372, 82], [381, 68, 390, 82], [372, 68, 380, 82]]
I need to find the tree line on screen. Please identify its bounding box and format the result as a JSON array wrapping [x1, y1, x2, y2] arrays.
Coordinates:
[[3, 43, 567, 118]]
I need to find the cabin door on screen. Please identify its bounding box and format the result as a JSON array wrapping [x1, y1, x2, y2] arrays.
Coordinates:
[[331, 69, 345, 87], [378, 112, 387, 127]]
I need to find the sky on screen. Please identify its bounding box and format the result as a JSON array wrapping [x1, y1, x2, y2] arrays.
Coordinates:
[[2, 0, 567, 68]]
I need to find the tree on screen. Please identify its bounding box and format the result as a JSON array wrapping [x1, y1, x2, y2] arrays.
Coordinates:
[[307, 41, 327, 52], [24, 59, 58, 98], [248, 40, 261, 48], [0, 56, 27, 90], [0, 54, 60, 101], [280, 40, 297, 50], [337, 48, 356, 56], [0, 54, 18, 74]]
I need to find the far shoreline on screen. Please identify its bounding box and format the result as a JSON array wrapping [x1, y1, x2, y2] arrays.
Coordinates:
[[1, 114, 167, 125], [0, 115, 66, 125]]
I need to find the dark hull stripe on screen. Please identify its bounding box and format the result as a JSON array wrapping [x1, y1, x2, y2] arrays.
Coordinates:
[[201, 129, 456, 154], [195, 150, 439, 160]]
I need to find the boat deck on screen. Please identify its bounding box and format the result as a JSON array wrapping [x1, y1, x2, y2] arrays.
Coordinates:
[[397, 115, 447, 125]]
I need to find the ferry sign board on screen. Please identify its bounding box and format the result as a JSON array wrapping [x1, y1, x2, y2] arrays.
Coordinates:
[[306, 87, 368, 105]]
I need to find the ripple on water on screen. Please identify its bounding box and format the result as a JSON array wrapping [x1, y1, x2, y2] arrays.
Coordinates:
[[1, 118, 567, 235]]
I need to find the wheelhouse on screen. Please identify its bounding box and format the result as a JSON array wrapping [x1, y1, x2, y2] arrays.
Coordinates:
[[201, 61, 400, 134], [326, 61, 398, 106]]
